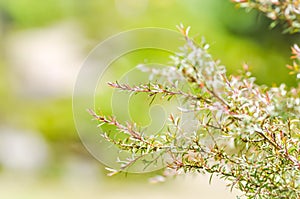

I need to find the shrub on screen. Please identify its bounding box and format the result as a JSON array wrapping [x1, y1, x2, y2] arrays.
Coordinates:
[[90, 1, 300, 198]]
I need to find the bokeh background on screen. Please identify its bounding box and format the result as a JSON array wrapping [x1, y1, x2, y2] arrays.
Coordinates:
[[0, 0, 299, 198]]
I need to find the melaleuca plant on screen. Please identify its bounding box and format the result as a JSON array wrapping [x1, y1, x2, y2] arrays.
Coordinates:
[[89, 3, 300, 199], [232, 0, 300, 33]]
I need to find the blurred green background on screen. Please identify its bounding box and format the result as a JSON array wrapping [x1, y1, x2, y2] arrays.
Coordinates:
[[0, 0, 299, 198]]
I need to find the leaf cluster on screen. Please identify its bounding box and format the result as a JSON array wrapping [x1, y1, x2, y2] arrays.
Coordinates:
[[232, 0, 300, 33], [90, 2, 300, 198]]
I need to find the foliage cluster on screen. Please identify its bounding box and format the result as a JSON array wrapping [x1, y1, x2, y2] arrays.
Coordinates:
[[90, 1, 300, 198], [233, 0, 300, 33]]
